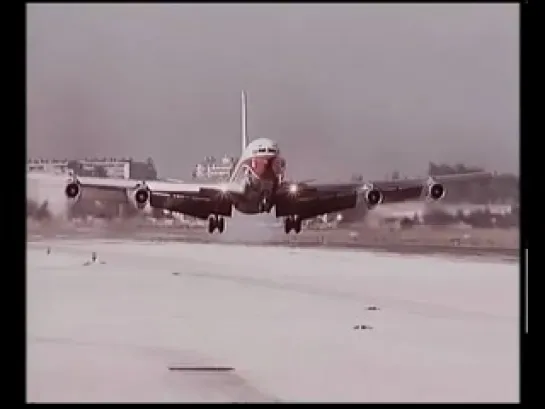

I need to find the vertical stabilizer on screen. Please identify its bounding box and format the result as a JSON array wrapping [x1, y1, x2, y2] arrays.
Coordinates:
[[241, 90, 248, 152]]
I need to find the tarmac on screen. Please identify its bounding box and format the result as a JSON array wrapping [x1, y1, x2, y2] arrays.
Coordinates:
[[26, 239, 519, 402], [27, 214, 519, 260]]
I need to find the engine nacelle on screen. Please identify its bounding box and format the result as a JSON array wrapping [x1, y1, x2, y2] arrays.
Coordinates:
[[130, 186, 150, 210], [427, 181, 446, 201], [65, 181, 81, 201], [364, 187, 384, 208], [359, 183, 383, 209]]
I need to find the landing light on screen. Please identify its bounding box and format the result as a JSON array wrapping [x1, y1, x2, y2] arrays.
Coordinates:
[[289, 184, 298, 194]]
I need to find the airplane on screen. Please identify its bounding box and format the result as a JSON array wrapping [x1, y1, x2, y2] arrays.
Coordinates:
[[62, 90, 491, 234]]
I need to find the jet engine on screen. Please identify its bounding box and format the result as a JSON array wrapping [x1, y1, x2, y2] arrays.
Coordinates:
[[129, 183, 150, 210], [65, 180, 81, 201], [361, 184, 383, 208], [426, 180, 446, 201]]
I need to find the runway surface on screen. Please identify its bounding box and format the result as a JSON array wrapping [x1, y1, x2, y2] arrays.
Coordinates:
[[27, 239, 519, 402]]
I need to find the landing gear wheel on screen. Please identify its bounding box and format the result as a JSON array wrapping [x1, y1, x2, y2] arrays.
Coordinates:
[[284, 216, 302, 234], [208, 216, 217, 234], [208, 216, 226, 234], [293, 217, 302, 234], [217, 217, 225, 233], [259, 197, 273, 213], [284, 217, 292, 234]]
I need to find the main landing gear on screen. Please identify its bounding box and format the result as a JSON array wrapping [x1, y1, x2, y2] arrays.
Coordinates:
[[208, 215, 225, 234], [284, 216, 302, 234]]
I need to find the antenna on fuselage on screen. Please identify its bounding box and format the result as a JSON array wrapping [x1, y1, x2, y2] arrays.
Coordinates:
[[241, 90, 248, 152]]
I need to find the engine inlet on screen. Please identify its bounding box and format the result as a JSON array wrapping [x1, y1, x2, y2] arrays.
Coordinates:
[[65, 182, 80, 199]]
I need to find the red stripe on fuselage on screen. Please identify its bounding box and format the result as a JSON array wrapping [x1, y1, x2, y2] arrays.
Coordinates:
[[241, 154, 284, 182]]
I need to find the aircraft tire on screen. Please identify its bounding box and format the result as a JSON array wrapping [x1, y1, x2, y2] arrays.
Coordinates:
[[294, 217, 302, 234], [208, 216, 216, 234], [218, 217, 225, 233], [284, 217, 292, 234]]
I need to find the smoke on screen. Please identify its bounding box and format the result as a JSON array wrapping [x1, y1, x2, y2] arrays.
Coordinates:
[[216, 210, 282, 245], [26, 173, 71, 221]]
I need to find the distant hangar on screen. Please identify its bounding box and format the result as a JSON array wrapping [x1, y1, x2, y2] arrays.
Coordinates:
[[26, 157, 158, 180]]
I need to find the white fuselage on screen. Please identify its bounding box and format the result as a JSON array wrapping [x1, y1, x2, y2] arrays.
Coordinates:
[[227, 138, 285, 214]]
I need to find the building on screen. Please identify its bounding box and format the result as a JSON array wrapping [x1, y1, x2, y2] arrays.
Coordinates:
[[27, 157, 158, 180], [192, 155, 236, 181], [26, 158, 71, 174]]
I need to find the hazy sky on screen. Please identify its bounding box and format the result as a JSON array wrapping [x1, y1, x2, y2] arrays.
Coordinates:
[[27, 3, 519, 180]]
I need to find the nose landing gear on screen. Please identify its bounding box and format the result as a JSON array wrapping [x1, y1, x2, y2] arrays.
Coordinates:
[[258, 190, 274, 213], [258, 197, 273, 213], [284, 216, 302, 234], [208, 215, 225, 234]]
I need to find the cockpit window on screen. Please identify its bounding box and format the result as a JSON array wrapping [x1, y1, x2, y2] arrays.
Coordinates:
[[253, 146, 278, 154]]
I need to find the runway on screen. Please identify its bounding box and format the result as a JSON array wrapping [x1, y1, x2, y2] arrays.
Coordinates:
[[26, 239, 519, 402]]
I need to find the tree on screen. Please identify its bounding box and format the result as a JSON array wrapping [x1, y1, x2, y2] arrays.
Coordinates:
[[429, 161, 483, 176]]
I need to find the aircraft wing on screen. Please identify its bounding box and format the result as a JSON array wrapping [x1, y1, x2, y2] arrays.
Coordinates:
[[274, 172, 492, 220], [64, 175, 245, 220]]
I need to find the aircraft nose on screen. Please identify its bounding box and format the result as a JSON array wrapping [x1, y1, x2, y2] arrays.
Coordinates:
[[251, 157, 276, 177]]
